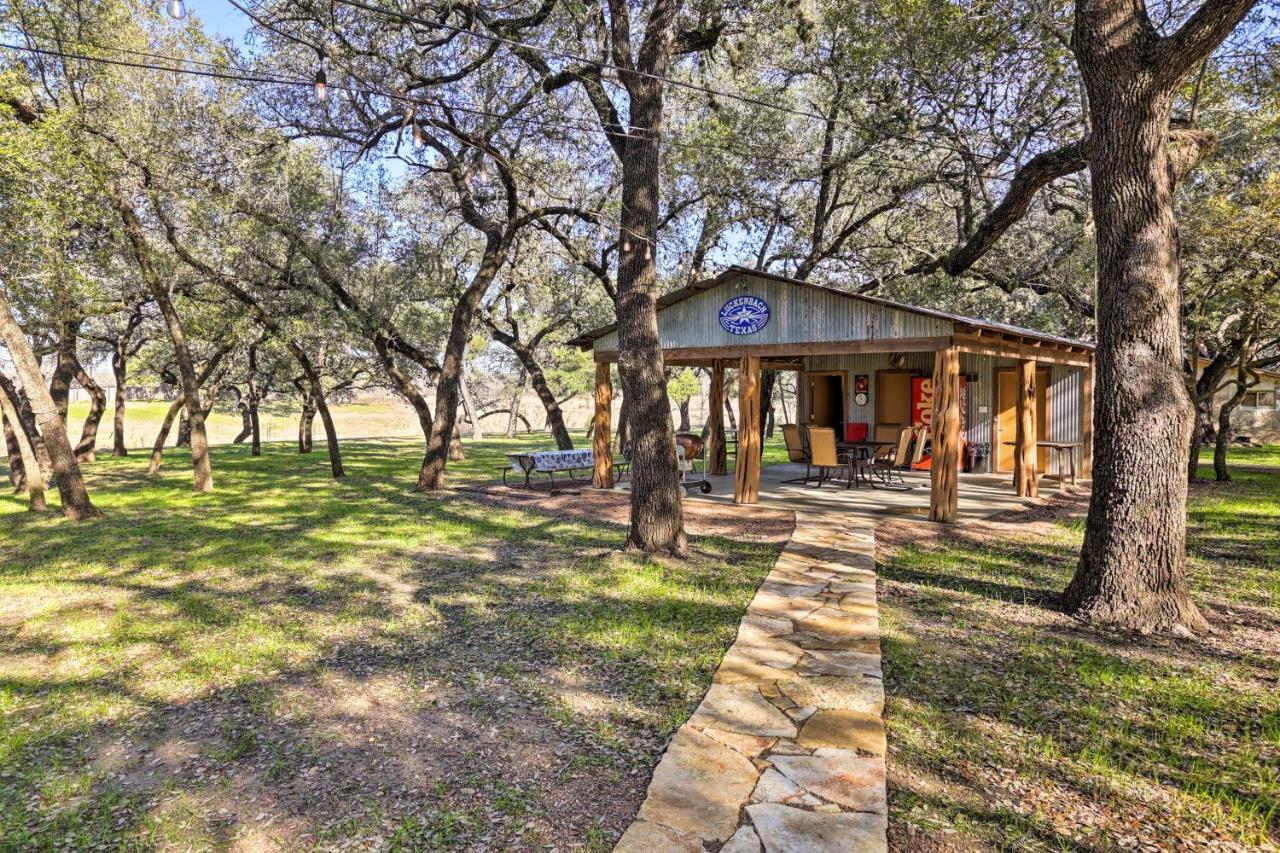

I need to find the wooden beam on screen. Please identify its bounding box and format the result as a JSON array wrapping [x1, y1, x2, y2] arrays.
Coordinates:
[[953, 332, 1092, 367], [592, 362, 613, 488], [735, 356, 762, 504], [929, 347, 961, 523], [593, 335, 953, 364], [1014, 358, 1038, 497], [1081, 357, 1093, 478], [707, 360, 727, 476]]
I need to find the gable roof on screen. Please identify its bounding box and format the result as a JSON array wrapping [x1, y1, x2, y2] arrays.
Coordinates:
[[568, 266, 1096, 352]]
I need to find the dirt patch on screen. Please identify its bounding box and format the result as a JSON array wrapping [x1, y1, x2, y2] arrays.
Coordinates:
[[461, 482, 796, 544]]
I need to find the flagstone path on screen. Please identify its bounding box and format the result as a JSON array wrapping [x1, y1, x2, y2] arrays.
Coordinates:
[[616, 513, 887, 853]]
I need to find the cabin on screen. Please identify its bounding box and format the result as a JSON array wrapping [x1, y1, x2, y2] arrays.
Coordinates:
[[571, 266, 1096, 523]]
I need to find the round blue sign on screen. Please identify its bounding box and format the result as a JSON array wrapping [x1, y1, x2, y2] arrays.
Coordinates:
[[719, 295, 770, 336]]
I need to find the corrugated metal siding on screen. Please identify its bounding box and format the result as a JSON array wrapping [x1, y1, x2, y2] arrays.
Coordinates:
[[593, 274, 953, 352], [1046, 365, 1084, 476]]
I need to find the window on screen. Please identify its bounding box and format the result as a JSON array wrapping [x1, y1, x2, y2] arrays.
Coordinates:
[[1242, 390, 1277, 409]]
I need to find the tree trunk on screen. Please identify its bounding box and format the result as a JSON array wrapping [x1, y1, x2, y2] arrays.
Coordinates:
[[725, 394, 737, 430], [3, 412, 23, 490], [505, 371, 524, 438], [759, 371, 777, 444], [615, 82, 685, 553], [234, 398, 253, 444], [112, 188, 213, 493], [73, 361, 106, 463], [176, 412, 192, 448], [0, 292, 101, 519], [1062, 26, 1207, 633], [0, 373, 52, 476], [299, 403, 315, 452], [312, 383, 343, 476], [1213, 376, 1249, 481], [459, 375, 483, 440], [677, 397, 690, 433], [0, 390, 46, 512], [242, 342, 260, 457], [416, 245, 505, 491], [111, 346, 129, 456], [148, 397, 186, 475], [48, 319, 79, 425], [615, 394, 631, 453]]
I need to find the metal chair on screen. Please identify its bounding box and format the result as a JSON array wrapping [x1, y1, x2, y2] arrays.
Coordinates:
[[806, 426, 854, 488], [781, 424, 820, 484]]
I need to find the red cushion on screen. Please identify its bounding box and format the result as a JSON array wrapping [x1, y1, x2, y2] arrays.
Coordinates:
[[845, 423, 869, 442]]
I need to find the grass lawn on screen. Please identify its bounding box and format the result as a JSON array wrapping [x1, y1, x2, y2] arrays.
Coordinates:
[[0, 437, 789, 849], [64, 399, 432, 450], [879, 468, 1280, 849], [1198, 442, 1280, 469]]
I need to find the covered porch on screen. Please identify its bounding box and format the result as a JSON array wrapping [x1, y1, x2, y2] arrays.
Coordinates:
[[576, 267, 1095, 524]]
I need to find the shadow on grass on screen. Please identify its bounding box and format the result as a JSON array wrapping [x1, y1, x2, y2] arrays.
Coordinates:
[[878, 499, 1280, 848], [0, 440, 783, 848]]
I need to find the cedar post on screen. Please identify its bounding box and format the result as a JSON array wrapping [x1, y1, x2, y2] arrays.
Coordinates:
[[928, 347, 961, 523], [735, 356, 762, 504], [592, 361, 614, 488], [706, 360, 727, 475], [1081, 357, 1093, 479], [1014, 358, 1038, 497]]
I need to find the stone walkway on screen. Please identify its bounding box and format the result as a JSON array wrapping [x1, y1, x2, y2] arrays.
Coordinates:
[[616, 513, 887, 853]]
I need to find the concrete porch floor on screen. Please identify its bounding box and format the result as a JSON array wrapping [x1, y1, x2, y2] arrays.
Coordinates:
[[614, 463, 1086, 523]]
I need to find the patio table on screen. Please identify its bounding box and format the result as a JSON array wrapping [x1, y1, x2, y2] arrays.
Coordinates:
[[1001, 441, 1082, 485], [837, 440, 896, 488]]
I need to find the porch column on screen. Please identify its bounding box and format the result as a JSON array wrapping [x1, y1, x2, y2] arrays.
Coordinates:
[[735, 356, 762, 504], [1081, 356, 1093, 479], [929, 347, 961, 523], [706, 359, 727, 475], [592, 362, 614, 488], [1014, 358, 1038, 497]]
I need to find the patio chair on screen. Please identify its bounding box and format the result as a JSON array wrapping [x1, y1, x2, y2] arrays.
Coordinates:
[[868, 427, 913, 486], [806, 426, 854, 489], [781, 424, 819, 484]]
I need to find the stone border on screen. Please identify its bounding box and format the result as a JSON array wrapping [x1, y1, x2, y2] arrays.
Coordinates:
[[616, 513, 887, 853]]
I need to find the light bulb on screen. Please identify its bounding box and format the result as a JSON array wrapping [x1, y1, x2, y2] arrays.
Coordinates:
[[412, 122, 424, 151], [166, 0, 186, 20], [314, 68, 328, 102]]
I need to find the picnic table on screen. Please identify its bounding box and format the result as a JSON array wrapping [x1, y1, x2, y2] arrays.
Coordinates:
[[503, 448, 595, 490], [1001, 441, 1082, 485]]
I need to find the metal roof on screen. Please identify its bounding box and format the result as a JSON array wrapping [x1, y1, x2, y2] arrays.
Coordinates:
[[568, 266, 1096, 352]]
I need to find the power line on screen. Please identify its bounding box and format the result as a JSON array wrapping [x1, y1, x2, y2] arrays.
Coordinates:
[[0, 36, 1005, 184]]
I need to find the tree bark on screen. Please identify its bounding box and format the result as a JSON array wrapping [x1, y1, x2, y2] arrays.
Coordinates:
[[0, 292, 101, 519], [48, 318, 79, 425], [3, 411, 23, 491], [758, 371, 777, 445], [111, 345, 130, 456], [110, 187, 213, 493], [1185, 348, 1236, 481], [505, 370, 525, 438], [459, 375, 483, 440], [0, 388, 46, 512], [247, 344, 262, 457], [1058, 0, 1259, 634], [148, 397, 186, 475], [298, 394, 315, 453], [677, 396, 690, 433], [1213, 369, 1252, 481], [615, 96, 685, 549], [73, 361, 107, 463]]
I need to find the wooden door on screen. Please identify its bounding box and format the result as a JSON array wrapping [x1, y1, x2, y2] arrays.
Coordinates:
[[996, 368, 1051, 472], [876, 371, 912, 430], [808, 373, 845, 428]]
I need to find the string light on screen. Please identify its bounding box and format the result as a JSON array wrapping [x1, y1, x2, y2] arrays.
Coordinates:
[[166, 0, 186, 20], [412, 119, 424, 151], [313, 66, 327, 101]]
